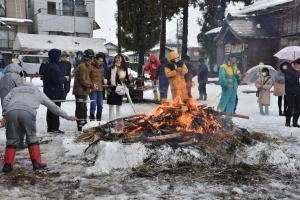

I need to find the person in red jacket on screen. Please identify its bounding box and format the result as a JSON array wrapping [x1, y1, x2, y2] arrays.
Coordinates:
[[144, 54, 161, 101]]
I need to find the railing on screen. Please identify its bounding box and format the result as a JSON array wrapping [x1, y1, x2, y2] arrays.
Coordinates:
[[37, 8, 89, 17]]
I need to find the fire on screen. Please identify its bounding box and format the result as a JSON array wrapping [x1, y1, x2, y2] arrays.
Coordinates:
[[117, 97, 222, 138]]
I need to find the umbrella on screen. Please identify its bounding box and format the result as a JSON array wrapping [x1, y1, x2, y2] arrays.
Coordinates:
[[244, 64, 277, 84], [274, 46, 300, 61]]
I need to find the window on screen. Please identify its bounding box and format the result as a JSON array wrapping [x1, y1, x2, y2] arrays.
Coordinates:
[[22, 56, 40, 64], [63, 0, 74, 16], [0, 28, 16, 48], [47, 2, 56, 15]]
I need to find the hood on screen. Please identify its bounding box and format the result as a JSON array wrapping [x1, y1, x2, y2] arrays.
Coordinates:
[[149, 54, 159, 63], [5, 63, 23, 74], [48, 49, 61, 63]]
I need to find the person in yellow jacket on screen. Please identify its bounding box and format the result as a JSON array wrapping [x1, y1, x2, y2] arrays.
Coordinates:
[[165, 51, 188, 101]]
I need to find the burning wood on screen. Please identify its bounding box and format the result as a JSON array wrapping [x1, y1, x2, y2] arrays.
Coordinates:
[[76, 98, 250, 147]]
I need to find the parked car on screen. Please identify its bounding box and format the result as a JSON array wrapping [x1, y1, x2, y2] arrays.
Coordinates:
[[18, 54, 48, 76]]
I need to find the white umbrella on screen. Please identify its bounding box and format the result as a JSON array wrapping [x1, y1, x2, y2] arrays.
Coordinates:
[[244, 64, 276, 84], [274, 46, 300, 61]]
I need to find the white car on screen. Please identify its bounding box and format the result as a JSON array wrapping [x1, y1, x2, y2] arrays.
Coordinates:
[[18, 54, 48, 76]]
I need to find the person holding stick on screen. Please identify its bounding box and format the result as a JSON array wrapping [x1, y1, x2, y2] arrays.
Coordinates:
[[0, 84, 76, 173]]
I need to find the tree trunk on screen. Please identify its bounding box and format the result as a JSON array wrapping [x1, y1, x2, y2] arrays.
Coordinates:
[[181, 0, 188, 58], [117, 0, 122, 53], [159, 0, 166, 59], [138, 50, 145, 77]]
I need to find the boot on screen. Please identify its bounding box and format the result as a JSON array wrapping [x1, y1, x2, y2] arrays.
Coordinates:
[[28, 144, 46, 171], [96, 113, 102, 121], [285, 116, 291, 127], [2, 147, 16, 173], [279, 110, 283, 116], [292, 115, 300, 128], [89, 115, 95, 121], [265, 106, 269, 115], [203, 94, 207, 101], [153, 90, 159, 101], [259, 106, 264, 115]]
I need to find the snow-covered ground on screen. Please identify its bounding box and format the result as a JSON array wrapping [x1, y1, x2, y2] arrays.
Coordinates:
[[0, 77, 299, 199]]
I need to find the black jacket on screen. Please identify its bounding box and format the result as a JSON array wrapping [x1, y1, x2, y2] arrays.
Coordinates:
[[43, 49, 66, 100], [59, 60, 72, 98], [282, 62, 300, 95]]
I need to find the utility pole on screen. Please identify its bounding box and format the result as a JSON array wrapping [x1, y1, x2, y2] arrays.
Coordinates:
[[73, 0, 76, 36]]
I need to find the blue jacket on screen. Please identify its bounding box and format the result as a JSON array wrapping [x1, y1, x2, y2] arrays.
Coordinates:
[[155, 58, 169, 89], [43, 49, 66, 100]]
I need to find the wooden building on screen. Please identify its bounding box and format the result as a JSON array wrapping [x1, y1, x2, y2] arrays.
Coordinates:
[[216, 0, 300, 71]]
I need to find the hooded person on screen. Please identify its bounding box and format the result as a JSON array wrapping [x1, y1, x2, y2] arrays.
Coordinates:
[[155, 58, 169, 100], [144, 54, 160, 101], [164, 51, 188, 101], [0, 83, 77, 173], [72, 49, 94, 131], [217, 53, 240, 119], [0, 63, 28, 149], [43, 49, 69, 134]]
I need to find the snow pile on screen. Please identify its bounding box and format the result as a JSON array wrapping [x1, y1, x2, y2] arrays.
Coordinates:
[[234, 0, 293, 14], [235, 142, 300, 172], [84, 142, 214, 175]]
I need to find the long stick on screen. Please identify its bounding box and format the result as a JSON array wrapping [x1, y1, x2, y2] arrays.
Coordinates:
[[123, 83, 136, 113], [53, 99, 95, 103], [217, 111, 250, 119]]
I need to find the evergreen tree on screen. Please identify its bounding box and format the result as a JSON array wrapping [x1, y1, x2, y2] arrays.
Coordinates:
[[118, 0, 160, 75]]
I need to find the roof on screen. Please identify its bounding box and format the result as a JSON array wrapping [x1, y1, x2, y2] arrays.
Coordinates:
[[234, 0, 293, 14], [218, 17, 276, 40], [13, 33, 107, 53], [0, 17, 33, 24]]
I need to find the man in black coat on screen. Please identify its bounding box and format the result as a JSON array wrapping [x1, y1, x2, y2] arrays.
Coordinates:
[[43, 49, 69, 133], [59, 51, 72, 100], [281, 58, 300, 127]]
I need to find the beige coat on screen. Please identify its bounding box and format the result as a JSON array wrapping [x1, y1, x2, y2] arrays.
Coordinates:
[[273, 71, 285, 96], [255, 76, 273, 106]]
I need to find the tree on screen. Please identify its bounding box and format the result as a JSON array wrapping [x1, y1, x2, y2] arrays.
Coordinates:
[[181, 0, 189, 58], [118, 0, 160, 75]]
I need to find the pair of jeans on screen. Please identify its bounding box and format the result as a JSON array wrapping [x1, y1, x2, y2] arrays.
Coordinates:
[[89, 91, 103, 117], [46, 102, 61, 131]]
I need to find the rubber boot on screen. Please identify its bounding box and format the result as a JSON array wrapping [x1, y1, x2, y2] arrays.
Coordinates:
[[292, 114, 300, 128], [265, 106, 269, 115], [28, 144, 46, 171], [2, 147, 16, 173], [259, 106, 264, 115]]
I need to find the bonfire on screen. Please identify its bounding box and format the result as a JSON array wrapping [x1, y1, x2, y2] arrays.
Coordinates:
[[75, 97, 249, 147]]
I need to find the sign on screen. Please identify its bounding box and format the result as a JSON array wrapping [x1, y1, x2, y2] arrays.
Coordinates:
[[224, 43, 244, 54]]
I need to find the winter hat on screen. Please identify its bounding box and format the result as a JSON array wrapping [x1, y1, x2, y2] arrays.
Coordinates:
[[168, 51, 179, 62], [83, 49, 95, 60]]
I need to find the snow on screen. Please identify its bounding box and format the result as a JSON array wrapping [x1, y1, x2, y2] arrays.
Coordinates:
[[0, 17, 33, 23], [205, 27, 222, 35], [0, 77, 300, 198], [234, 0, 294, 14]]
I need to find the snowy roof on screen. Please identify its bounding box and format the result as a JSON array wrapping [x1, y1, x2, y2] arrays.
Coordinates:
[[205, 27, 222, 35], [150, 46, 174, 51], [217, 17, 276, 41], [13, 33, 107, 53], [234, 0, 293, 14], [0, 17, 32, 23]]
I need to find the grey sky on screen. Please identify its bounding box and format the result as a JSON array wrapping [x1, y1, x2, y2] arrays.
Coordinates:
[[93, 0, 244, 47]]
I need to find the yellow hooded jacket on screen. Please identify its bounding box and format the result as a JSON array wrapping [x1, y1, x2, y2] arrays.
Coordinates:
[[164, 61, 188, 100]]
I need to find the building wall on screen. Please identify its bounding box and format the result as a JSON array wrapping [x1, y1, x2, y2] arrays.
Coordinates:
[[29, 0, 95, 37], [5, 0, 27, 18]]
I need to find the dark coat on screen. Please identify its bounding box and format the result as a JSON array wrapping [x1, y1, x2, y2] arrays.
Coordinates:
[[184, 62, 195, 81], [198, 63, 209, 84], [60, 60, 72, 98], [106, 66, 129, 105], [282, 62, 300, 95], [43, 49, 66, 100], [155, 58, 169, 90]]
